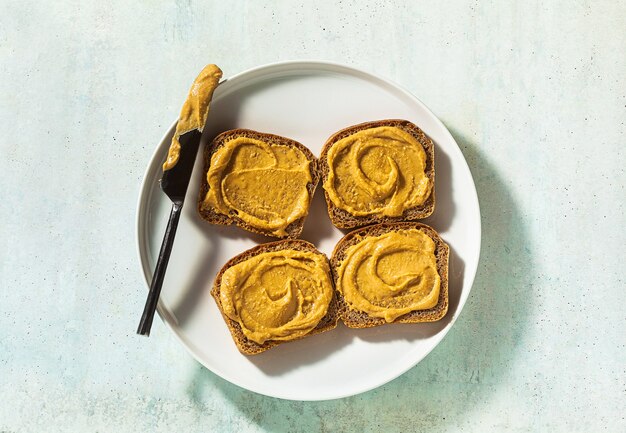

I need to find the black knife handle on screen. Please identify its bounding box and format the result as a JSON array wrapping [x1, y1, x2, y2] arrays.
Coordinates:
[[137, 202, 182, 336]]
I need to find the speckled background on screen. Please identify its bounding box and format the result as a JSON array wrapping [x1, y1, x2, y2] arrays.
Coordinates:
[[1, 0, 625, 431]]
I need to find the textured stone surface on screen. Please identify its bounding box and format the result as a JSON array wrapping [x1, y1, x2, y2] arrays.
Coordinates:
[[1, 0, 625, 431]]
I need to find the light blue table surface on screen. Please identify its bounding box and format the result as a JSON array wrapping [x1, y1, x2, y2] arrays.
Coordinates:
[[1, 1, 625, 431]]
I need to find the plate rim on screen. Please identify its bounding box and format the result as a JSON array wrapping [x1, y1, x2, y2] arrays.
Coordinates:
[[135, 59, 482, 401]]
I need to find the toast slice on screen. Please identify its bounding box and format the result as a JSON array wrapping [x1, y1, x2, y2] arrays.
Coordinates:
[[212, 239, 339, 355], [198, 129, 320, 239], [320, 119, 435, 229], [330, 222, 449, 328]]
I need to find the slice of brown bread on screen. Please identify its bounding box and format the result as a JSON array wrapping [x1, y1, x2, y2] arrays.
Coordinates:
[[330, 222, 449, 328], [320, 119, 435, 229], [198, 129, 320, 239], [211, 239, 339, 355]]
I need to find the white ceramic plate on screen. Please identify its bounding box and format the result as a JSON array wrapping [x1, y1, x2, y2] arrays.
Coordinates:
[[136, 61, 481, 401]]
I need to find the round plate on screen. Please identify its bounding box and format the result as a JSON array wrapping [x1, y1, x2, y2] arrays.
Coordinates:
[[136, 61, 481, 401]]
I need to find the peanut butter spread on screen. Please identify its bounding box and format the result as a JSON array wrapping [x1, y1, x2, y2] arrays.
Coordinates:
[[323, 126, 432, 216], [336, 229, 440, 322], [219, 249, 334, 344], [201, 137, 312, 237], [163, 64, 223, 171]]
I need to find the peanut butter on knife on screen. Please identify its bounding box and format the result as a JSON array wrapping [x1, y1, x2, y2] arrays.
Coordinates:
[[163, 64, 223, 171]]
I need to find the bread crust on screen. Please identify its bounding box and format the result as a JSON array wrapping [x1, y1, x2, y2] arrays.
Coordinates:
[[212, 239, 339, 355], [198, 129, 320, 239], [320, 119, 435, 229], [330, 222, 449, 328]]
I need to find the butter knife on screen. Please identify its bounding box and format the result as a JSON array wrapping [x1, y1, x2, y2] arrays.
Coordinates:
[[137, 129, 202, 336]]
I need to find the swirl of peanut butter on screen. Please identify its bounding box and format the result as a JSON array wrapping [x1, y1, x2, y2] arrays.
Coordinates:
[[163, 64, 223, 171], [219, 250, 334, 344], [336, 229, 440, 322], [323, 126, 432, 216], [201, 137, 312, 237]]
